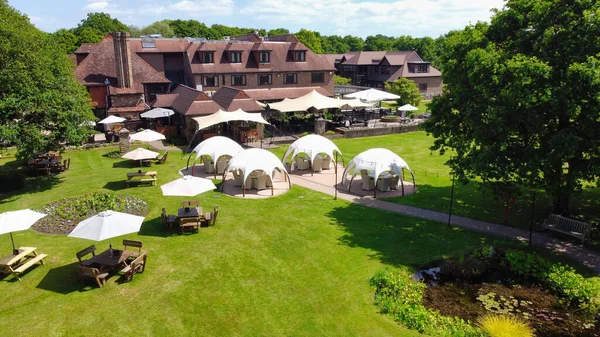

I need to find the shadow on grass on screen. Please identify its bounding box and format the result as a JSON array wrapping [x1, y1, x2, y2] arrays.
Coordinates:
[[103, 181, 128, 191], [0, 159, 63, 204], [112, 160, 139, 169], [36, 262, 87, 294], [138, 216, 177, 238], [326, 202, 492, 269]]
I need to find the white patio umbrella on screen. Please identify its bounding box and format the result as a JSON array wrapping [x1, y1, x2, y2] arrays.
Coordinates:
[[398, 104, 418, 111], [68, 210, 145, 250], [344, 88, 400, 102], [122, 148, 159, 161], [129, 129, 166, 142], [140, 108, 174, 119], [338, 98, 374, 109], [161, 175, 217, 196], [0, 210, 46, 254], [97, 115, 126, 124]]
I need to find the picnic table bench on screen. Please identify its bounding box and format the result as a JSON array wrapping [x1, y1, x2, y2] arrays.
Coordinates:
[[543, 213, 592, 245], [0, 247, 47, 281], [126, 171, 157, 187]]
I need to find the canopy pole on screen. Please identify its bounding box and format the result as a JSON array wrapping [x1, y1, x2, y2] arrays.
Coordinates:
[[271, 180, 274, 196], [348, 175, 355, 193], [243, 184, 246, 197], [334, 152, 338, 200], [10, 232, 16, 254], [411, 171, 416, 189], [401, 178, 405, 196], [374, 180, 377, 198]]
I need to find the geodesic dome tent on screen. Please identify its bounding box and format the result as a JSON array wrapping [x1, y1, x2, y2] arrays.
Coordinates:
[[223, 148, 291, 196], [282, 134, 342, 172]]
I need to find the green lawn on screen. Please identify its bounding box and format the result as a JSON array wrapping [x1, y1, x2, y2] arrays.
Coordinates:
[[0, 146, 511, 336], [271, 132, 600, 238]]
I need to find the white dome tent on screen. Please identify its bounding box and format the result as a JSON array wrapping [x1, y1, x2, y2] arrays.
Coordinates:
[[188, 136, 244, 178], [223, 149, 291, 197], [342, 148, 415, 197], [282, 134, 343, 175]]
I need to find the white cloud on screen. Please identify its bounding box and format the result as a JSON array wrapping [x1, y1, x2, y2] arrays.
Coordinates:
[[84, 1, 109, 11], [169, 0, 234, 16], [240, 0, 506, 37]]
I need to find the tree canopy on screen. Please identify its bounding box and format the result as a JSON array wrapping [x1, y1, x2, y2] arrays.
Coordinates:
[[295, 29, 324, 54], [385, 78, 421, 107], [423, 0, 600, 214], [0, 0, 95, 158], [73, 12, 129, 43]]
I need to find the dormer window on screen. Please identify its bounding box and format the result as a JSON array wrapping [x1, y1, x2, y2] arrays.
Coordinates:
[[229, 51, 242, 63], [417, 64, 429, 73], [259, 52, 270, 64], [294, 51, 306, 62], [201, 52, 214, 64]]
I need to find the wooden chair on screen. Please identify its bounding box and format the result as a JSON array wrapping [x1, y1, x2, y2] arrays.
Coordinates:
[[181, 200, 200, 208], [122, 240, 143, 258], [161, 208, 176, 228], [64, 158, 70, 171], [76, 245, 96, 267], [204, 206, 219, 226], [120, 253, 146, 282], [76, 266, 109, 288], [156, 152, 168, 164]]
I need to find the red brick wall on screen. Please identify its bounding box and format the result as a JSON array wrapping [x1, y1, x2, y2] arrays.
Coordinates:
[[409, 77, 443, 96], [88, 86, 107, 108]]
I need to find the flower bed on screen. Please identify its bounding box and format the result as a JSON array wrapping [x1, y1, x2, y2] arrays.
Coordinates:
[[371, 248, 600, 337], [33, 192, 148, 234]]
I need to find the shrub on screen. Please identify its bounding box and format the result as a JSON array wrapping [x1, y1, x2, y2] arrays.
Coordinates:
[[546, 264, 600, 313], [325, 130, 335, 135], [503, 249, 551, 281], [300, 132, 309, 137], [477, 314, 534, 337], [371, 268, 484, 337]]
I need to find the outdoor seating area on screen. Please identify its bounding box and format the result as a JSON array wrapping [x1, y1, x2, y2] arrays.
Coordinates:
[[0, 247, 47, 281], [161, 200, 218, 234], [126, 170, 157, 187], [75, 240, 146, 287], [27, 151, 70, 175]]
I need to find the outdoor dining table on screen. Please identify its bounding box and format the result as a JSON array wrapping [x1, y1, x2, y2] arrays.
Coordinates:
[[86, 249, 136, 273], [177, 207, 202, 219]]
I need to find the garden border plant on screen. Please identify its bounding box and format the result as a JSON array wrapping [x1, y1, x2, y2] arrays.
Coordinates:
[[371, 248, 600, 337]]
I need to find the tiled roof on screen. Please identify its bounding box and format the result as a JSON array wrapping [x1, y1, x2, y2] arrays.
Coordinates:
[[211, 86, 250, 110], [342, 51, 414, 65], [242, 87, 332, 101], [187, 41, 334, 74], [73, 36, 170, 93], [185, 101, 222, 116], [168, 84, 209, 114], [74, 43, 96, 54], [129, 39, 192, 53], [226, 99, 263, 113], [153, 94, 179, 108]]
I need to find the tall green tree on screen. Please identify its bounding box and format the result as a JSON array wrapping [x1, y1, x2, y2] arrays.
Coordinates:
[[267, 28, 289, 36], [364, 34, 395, 51], [343, 35, 364, 51], [334, 75, 351, 85], [0, 0, 95, 158], [295, 29, 323, 54], [423, 0, 600, 214], [385, 78, 421, 107], [73, 12, 129, 39], [139, 20, 175, 38], [168, 19, 216, 39], [52, 28, 78, 53]]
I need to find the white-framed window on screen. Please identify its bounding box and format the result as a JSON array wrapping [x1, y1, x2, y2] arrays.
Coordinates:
[[258, 74, 272, 85], [201, 52, 214, 64], [283, 73, 297, 84], [230, 52, 242, 63], [417, 64, 429, 73], [202, 75, 219, 87], [259, 52, 270, 64], [294, 51, 306, 62], [231, 75, 246, 86]]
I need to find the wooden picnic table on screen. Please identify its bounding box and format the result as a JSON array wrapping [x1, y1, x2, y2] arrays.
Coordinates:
[[177, 207, 204, 233], [126, 170, 157, 187], [86, 249, 136, 273], [0, 247, 47, 281]]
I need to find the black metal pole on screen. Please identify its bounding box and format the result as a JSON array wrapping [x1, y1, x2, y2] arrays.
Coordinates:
[[448, 174, 455, 228], [334, 152, 338, 200], [10, 232, 16, 255], [529, 190, 536, 247]]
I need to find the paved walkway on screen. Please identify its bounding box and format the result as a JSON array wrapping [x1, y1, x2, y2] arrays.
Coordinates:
[[289, 166, 600, 273], [148, 141, 183, 152]]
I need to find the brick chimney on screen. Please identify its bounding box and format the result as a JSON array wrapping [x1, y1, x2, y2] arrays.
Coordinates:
[[111, 32, 133, 88]]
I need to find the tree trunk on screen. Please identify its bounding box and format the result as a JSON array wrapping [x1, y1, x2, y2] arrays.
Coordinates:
[[551, 160, 575, 216]]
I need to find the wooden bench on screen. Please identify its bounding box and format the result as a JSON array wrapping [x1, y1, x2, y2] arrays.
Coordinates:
[[126, 171, 157, 187], [120, 253, 146, 282], [76, 245, 96, 266], [543, 213, 591, 245], [76, 266, 109, 288], [156, 151, 168, 164], [9, 254, 47, 281]]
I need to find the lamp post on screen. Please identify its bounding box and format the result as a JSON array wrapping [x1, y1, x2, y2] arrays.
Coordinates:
[[448, 172, 455, 228]]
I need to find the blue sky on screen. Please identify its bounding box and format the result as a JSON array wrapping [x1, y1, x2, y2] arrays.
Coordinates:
[[9, 0, 505, 38]]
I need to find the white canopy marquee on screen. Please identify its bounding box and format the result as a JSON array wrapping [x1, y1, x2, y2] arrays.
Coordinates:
[[267, 90, 347, 112], [224, 148, 291, 196], [342, 148, 415, 196], [140, 108, 175, 119], [191, 136, 243, 163], [282, 134, 342, 171], [344, 88, 400, 102], [192, 109, 270, 131]]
